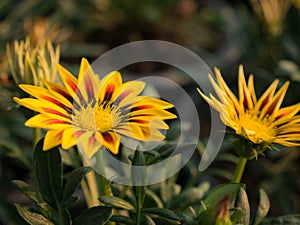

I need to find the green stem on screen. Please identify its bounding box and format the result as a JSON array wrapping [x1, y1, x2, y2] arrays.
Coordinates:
[[96, 150, 113, 196], [56, 204, 68, 225], [82, 159, 99, 207], [95, 151, 115, 225], [135, 187, 146, 225], [231, 157, 247, 183], [136, 205, 142, 225]]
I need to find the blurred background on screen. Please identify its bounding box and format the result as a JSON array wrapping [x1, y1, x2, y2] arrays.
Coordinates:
[[0, 0, 299, 224]]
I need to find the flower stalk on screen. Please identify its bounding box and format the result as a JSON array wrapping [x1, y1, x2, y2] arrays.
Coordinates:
[[231, 157, 247, 183], [95, 151, 113, 197]]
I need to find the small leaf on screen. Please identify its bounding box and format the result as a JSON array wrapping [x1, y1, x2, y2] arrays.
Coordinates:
[[64, 196, 80, 207], [235, 188, 250, 225], [145, 189, 164, 208], [73, 206, 112, 225], [169, 183, 210, 209], [144, 215, 156, 225], [143, 208, 180, 221], [110, 215, 132, 224], [34, 139, 63, 209], [98, 196, 135, 211], [252, 189, 270, 225], [63, 166, 92, 201], [199, 183, 244, 213], [12, 180, 39, 203], [150, 215, 182, 225], [15, 204, 54, 225]]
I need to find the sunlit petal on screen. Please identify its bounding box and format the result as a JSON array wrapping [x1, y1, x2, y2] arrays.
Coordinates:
[[98, 132, 120, 155], [43, 129, 63, 150]]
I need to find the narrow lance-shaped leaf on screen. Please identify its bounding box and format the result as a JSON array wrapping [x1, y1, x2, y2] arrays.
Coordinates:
[[235, 187, 250, 225], [33, 138, 63, 209], [252, 189, 270, 225], [63, 166, 92, 201], [169, 182, 210, 210], [73, 206, 113, 225], [198, 183, 245, 214], [142, 208, 180, 221], [12, 180, 40, 204], [98, 196, 135, 211], [15, 204, 54, 225]]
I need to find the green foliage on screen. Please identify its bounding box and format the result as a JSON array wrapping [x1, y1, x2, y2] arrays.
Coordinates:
[[99, 196, 135, 211], [72, 206, 113, 225], [12, 138, 101, 225], [15, 204, 54, 225]]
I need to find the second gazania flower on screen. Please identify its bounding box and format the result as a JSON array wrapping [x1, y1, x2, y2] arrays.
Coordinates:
[[198, 65, 300, 158]]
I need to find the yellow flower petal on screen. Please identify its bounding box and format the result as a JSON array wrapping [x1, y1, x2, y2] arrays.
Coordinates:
[[61, 127, 77, 149], [43, 130, 63, 150], [113, 80, 145, 108], [25, 114, 72, 129], [77, 131, 102, 158], [98, 132, 120, 155], [97, 71, 122, 104], [57, 63, 78, 97], [238, 65, 254, 110]]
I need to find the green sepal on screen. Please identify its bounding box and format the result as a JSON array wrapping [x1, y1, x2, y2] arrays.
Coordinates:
[[233, 135, 269, 159]]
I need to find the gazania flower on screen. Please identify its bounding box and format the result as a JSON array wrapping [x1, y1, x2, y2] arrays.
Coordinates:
[[14, 58, 176, 158], [198, 65, 300, 156]]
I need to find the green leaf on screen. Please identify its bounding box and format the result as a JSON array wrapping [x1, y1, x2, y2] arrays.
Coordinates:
[[145, 189, 164, 208], [199, 183, 244, 214], [34, 139, 63, 209], [98, 196, 135, 211], [64, 196, 80, 207], [63, 166, 92, 201], [12, 180, 40, 204], [169, 183, 210, 209], [15, 204, 54, 225], [143, 208, 180, 221], [235, 188, 250, 225], [73, 206, 112, 225], [110, 215, 133, 224], [144, 215, 156, 225], [252, 189, 270, 225], [150, 215, 182, 225], [260, 214, 300, 225]]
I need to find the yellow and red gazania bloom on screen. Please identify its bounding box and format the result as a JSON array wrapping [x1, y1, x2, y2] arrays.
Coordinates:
[[14, 58, 176, 158], [198, 65, 300, 154]]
